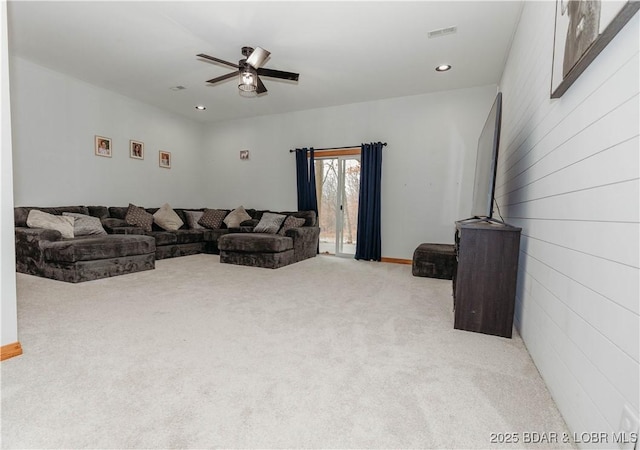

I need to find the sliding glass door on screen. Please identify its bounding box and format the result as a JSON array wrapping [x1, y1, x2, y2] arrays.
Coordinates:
[[317, 156, 360, 257]]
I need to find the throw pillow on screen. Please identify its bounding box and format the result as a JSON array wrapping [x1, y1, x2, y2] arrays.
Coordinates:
[[184, 210, 205, 230], [153, 203, 184, 231], [278, 215, 306, 235], [62, 212, 107, 236], [223, 206, 252, 228], [125, 203, 153, 232], [198, 209, 228, 229], [27, 209, 75, 239], [253, 212, 286, 234]]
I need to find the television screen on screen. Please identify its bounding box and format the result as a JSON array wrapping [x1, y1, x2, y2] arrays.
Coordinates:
[[470, 92, 502, 218]]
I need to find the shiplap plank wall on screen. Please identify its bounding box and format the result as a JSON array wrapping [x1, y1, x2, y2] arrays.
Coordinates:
[[497, 2, 639, 443]]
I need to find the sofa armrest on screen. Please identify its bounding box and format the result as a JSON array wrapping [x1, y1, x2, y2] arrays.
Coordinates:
[[15, 226, 62, 242], [15, 227, 62, 274], [286, 226, 320, 262]]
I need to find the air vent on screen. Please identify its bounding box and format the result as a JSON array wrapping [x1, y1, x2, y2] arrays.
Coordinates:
[[170, 85, 186, 91], [428, 26, 457, 38]]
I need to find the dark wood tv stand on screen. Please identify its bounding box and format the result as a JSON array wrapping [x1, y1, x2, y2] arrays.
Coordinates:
[[453, 217, 521, 338]]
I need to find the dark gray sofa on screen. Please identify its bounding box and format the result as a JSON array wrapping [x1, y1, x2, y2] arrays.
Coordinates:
[[14, 206, 156, 283], [92, 206, 214, 259], [14, 205, 320, 282], [218, 210, 319, 269]]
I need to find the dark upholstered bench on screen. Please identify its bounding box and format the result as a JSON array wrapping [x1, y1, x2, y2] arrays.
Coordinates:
[[412, 243, 456, 279]]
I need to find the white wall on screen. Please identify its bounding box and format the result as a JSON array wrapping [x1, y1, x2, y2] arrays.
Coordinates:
[[202, 85, 497, 259], [9, 52, 498, 261], [10, 57, 206, 208], [1, 0, 18, 348], [498, 2, 639, 443]]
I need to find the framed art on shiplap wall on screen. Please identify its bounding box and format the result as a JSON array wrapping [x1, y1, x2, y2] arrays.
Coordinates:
[[551, 0, 640, 98]]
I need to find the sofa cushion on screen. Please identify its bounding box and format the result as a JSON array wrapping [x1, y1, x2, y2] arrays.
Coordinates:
[[199, 209, 229, 229], [63, 212, 107, 236], [42, 235, 155, 263], [125, 204, 153, 232], [218, 233, 293, 253], [15, 206, 89, 227], [27, 210, 75, 239], [278, 215, 306, 235], [87, 206, 110, 220], [224, 206, 252, 228], [241, 219, 259, 227], [145, 231, 177, 246], [108, 206, 129, 220], [277, 210, 317, 227], [184, 210, 205, 229], [173, 209, 188, 227], [253, 212, 286, 234], [153, 203, 184, 231]]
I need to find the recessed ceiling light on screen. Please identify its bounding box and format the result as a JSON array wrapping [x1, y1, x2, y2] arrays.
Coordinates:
[[435, 64, 452, 72], [195, 105, 206, 110]]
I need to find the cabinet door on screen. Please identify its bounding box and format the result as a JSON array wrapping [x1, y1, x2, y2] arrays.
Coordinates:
[[454, 226, 520, 338]]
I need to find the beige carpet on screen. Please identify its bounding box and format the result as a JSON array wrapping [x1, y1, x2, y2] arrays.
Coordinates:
[[2, 254, 573, 449]]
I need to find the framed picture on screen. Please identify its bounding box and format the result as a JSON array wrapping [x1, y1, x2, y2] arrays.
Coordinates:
[[159, 151, 171, 169], [95, 135, 112, 158], [130, 140, 144, 160], [551, 0, 640, 98], [240, 150, 250, 160]]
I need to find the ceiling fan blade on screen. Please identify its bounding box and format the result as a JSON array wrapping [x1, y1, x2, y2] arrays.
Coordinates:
[[197, 53, 239, 69], [257, 68, 299, 81], [256, 76, 267, 94], [246, 46, 270, 68], [206, 71, 238, 84]]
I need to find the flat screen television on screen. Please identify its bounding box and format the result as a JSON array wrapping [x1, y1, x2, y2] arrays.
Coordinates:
[[470, 92, 502, 218]]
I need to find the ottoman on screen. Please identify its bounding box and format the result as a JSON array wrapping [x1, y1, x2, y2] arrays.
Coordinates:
[[412, 243, 456, 279]]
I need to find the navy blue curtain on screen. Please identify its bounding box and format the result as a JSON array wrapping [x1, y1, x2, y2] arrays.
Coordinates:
[[355, 142, 383, 261], [295, 148, 318, 214]]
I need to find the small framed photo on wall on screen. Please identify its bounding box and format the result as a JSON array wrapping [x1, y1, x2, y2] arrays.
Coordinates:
[[95, 136, 112, 157], [159, 151, 171, 169], [240, 150, 250, 160], [130, 140, 144, 160]]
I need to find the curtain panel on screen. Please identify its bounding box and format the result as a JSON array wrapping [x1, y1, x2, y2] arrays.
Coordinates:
[[295, 148, 318, 214], [355, 142, 383, 261]]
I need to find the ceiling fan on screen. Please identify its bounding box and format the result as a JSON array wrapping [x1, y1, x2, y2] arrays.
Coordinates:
[[197, 46, 299, 95]]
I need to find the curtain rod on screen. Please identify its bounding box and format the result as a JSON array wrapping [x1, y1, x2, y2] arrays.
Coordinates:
[[289, 143, 387, 153]]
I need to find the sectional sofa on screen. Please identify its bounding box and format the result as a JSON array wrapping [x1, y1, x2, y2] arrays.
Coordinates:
[[14, 205, 320, 282]]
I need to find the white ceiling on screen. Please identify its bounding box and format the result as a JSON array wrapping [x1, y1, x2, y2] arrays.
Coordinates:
[[7, 1, 524, 123]]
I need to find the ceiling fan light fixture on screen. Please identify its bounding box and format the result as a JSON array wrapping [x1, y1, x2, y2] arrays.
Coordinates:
[[238, 67, 257, 92]]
